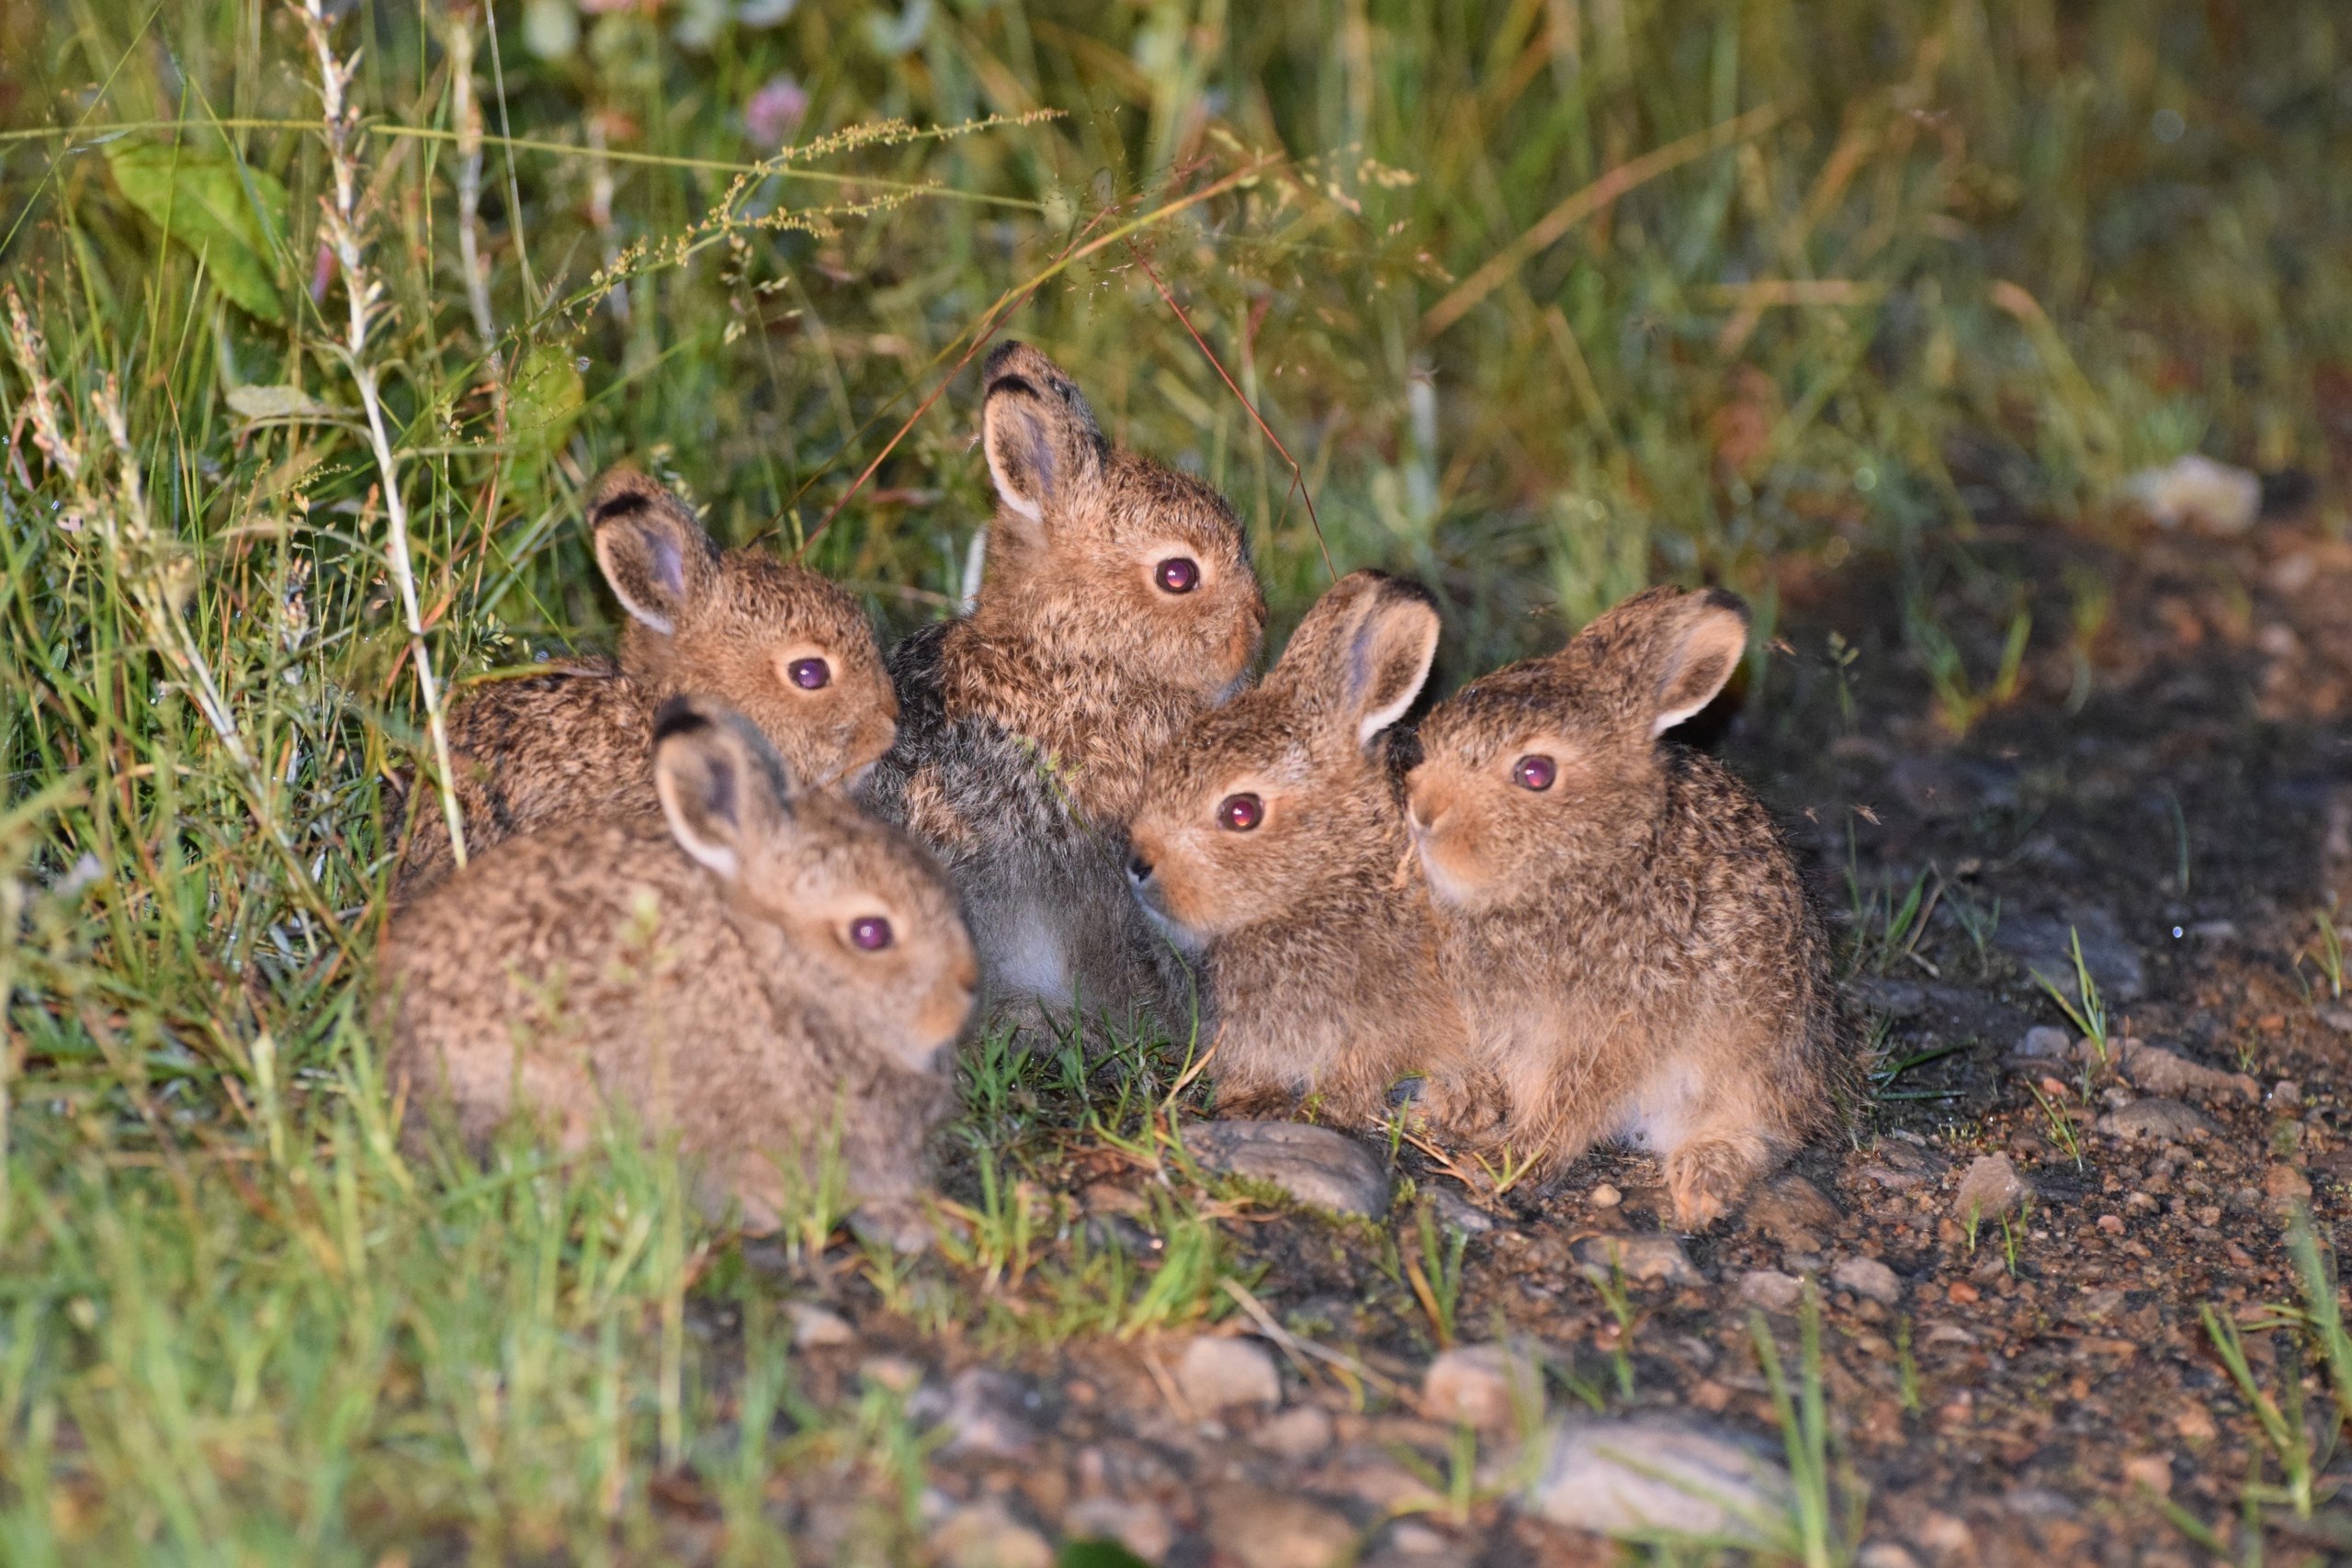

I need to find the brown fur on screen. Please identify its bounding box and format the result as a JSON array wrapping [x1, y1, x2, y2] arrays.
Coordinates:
[[1406, 586, 1854, 1228], [1127, 572, 1498, 1131], [384, 696, 977, 1238], [395, 468, 896, 901], [864, 344, 1266, 1032]]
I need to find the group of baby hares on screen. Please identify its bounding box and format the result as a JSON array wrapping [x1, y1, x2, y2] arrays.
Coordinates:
[[385, 344, 1855, 1246]]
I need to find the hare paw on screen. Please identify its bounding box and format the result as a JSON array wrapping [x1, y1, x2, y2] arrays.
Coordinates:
[[1664, 1139, 1766, 1232]]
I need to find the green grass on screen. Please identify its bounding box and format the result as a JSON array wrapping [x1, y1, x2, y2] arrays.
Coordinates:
[[2, 0, 2350, 1556]]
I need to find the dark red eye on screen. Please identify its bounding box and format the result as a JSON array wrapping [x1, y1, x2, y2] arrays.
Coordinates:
[[1512, 754, 1556, 791], [786, 657, 831, 690], [1155, 558, 1200, 594], [1217, 793, 1262, 831], [849, 916, 893, 951]]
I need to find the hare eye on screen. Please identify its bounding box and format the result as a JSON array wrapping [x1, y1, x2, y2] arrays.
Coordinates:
[[1155, 558, 1200, 594], [848, 916, 893, 951], [786, 657, 831, 691], [1216, 793, 1262, 831], [1512, 754, 1556, 791]]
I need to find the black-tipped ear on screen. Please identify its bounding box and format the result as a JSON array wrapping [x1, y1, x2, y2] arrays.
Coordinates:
[[1651, 589, 1750, 737], [978, 342, 1104, 532], [1279, 570, 1442, 750], [651, 696, 794, 879], [590, 469, 719, 636]]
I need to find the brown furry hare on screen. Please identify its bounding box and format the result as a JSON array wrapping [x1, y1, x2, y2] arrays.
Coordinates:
[[394, 468, 896, 900], [1405, 586, 1852, 1228], [865, 343, 1266, 1033], [1127, 570, 1498, 1132], [386, 695, 978, 1242]]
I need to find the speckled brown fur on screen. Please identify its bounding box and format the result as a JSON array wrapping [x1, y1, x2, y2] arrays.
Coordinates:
[[1407, 586, 1855, 1227], [395, 468, 896, 901], [1128, 571, 1502, 1131], [864, 344, 1266, 1032], [384, 697, 976, 1237]]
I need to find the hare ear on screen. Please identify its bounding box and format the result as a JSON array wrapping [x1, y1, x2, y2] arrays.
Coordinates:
[[1283, 570, 1442, 749], [651, 696, 794, 880], [591, 470, 719, 636], [1649, 589, 1750, 737], [979, 342, 1105, 534]]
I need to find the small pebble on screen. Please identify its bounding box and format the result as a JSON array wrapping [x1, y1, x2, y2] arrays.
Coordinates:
[[860, 1355, 922, 1393], [2121, 1454, 2173, 1498], [1064, 1496, 1175, 1563], [1421, 1343, 1541, 1430], [786, 1301, 856, 1348], [2016, 1025, 2071, 1059], [2265, 1164, 2312, 1209], [931, 1499, 1053, 1568], [1573, 1232, 1701, 1287], [1952, 1153, 2032, 1224], [1736, 1269, 1804, 1313], [2097, 1214, 2124, 1235], [1255, 1405, 1335, 1460], [1176, 1336, 1282, 1413], [2272, 1079, 2302, 1107], [1831, 1256, 1903, 1305], [1204, 1483, 1356, 1568], [1589, 1182, 1623, 1208]]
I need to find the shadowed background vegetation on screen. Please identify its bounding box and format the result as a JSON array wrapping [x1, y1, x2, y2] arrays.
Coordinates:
[[0, 0, 2347, 1556]]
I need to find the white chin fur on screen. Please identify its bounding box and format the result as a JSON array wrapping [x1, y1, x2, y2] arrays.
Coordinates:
[[1411, 840, 1471, 909], [1136, 897, 1206, 958]]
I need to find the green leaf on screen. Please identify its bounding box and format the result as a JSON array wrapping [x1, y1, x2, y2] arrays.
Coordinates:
[[507, 343, 585, 479], [105, 140, 289, 323], [1058, 1542, 1152, 1568]]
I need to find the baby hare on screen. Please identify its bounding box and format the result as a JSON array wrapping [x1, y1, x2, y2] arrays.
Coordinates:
[[394, 468, 896, 899], [1127, 570, 1497, 1130], [1405, 586, 1852, 1228], [386, 695, 978, 1239], [866, 342, 1266, 1030]]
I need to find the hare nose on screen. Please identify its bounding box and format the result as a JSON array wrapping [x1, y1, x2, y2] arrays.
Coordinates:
[[1126, 852, 1154, 886]]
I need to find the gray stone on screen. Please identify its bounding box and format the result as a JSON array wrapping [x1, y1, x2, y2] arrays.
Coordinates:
[[1996, 908, 2145, 1003], [1735, 1269, 1804, 1313], [1831, 1256, 1903, 1305], [1430, 1188, 1497, 1234], [933, 1367, 1039, 1459], [1521, 1416, 1792, 1543], [1421, 1343, 1543, 1430], [786, 1300, 855, 1348], [1184, 1120, 1392, 1218], [1176, 1334, 1282, 1412], [1204, 1483, 1357, 1568], [2014, 1025, 2073, 1060], [1574, 1232, 1702, 1287], [2097, 1097, 2218, 1142], [2321, 1004, 2352, 1035], [932, 1499, 1054, 1568], [1953, 1154, 2032, 1225]]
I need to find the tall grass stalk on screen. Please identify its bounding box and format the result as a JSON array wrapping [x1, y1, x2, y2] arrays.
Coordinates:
[[290, 0, 469, 872]]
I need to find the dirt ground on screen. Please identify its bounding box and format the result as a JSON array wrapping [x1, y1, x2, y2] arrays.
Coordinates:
[[668, 496, 2352, 1568]]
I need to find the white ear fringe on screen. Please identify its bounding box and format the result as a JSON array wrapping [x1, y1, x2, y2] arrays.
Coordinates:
[[1357, 659, 1431, 746], [655, 768, 741, 879], [1651, 699, 1709, 738], [985, 447, 1043, 525], [593, 534, 676, 636]]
